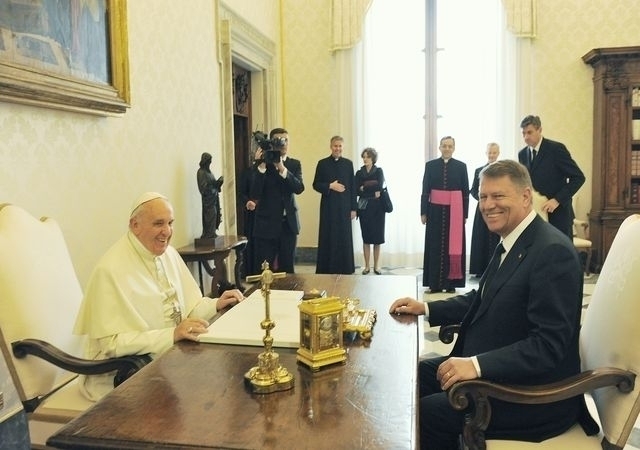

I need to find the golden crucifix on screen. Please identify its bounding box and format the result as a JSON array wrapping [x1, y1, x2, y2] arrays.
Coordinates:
[[244, 261, 294, 393]]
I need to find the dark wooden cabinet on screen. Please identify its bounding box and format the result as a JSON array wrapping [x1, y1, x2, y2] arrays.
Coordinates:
[[583, 46, 640, 270]]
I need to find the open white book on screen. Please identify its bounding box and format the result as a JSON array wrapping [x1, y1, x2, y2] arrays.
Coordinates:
[[198, 289, 304, 348]]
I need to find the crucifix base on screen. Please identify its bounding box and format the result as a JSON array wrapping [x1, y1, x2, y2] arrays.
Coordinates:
[[244, 350, 295, 394]]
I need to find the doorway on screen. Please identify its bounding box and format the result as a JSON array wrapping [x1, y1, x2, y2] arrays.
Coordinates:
[[232, 64, 254, 277]]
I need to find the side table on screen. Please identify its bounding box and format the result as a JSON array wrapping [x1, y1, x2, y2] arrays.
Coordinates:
[[177, 235, 248, 296]]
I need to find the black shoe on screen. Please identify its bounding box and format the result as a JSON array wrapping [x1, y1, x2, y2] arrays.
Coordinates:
[[362, 268, 370, 275], [374, 268, 382, 275], [446, 288, 456, 293], [427, 288, 442, 294]]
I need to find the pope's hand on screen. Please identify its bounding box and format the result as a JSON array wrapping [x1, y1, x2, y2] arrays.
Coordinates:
[[216, 289, 244, 310], [174, 318, 209, 343]]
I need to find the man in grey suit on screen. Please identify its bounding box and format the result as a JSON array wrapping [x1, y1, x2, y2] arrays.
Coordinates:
[[249, 128, 304, 274], [390, 160, 592, 449], [518, 115, 585, 238]]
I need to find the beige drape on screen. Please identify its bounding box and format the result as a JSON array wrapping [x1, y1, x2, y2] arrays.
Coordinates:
[[502, 0, 537, 38], [330, 0, 373, 51], [330, 0, 534, 48]]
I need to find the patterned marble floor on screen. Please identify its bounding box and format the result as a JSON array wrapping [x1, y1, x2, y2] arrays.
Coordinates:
[[295, 264, 640, 449]]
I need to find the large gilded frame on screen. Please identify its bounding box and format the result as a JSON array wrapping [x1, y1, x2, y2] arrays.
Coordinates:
[[0, 0, 129, 116]]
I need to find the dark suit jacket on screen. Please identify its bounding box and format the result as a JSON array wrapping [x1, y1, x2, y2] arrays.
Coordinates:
[[518, 137, 585, 237], [470, 165, 485, 201], [428, 215, 586, 440], [250, 157, 304, 239]]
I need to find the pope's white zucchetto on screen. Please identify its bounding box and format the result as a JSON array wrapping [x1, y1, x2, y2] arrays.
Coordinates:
[[130, 192, 168, 218]]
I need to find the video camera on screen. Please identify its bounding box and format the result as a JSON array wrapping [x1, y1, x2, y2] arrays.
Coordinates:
[[252, 131, 287, 164]]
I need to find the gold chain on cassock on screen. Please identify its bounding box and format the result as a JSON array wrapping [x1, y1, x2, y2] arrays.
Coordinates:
[[155, 257, 182, 326]]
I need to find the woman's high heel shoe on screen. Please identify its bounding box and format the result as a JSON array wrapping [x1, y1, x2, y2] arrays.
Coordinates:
[[362, 268, 370, 275]]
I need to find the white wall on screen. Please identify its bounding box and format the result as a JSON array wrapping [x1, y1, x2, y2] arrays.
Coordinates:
[[1, 1, 228, 285]]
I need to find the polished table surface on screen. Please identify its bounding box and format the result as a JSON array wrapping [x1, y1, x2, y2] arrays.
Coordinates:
[[48, 274, 419, 450]]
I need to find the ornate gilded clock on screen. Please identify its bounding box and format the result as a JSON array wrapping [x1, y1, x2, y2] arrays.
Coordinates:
[[297, 296, 347, 371]]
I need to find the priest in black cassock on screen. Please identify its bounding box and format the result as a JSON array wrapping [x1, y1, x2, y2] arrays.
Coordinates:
[[421, 136, 470, 293], [312, 135, 357, 274], [469, 142, 501, 277]]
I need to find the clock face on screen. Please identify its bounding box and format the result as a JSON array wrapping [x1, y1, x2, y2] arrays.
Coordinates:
[[320, 316, 333, 331], [318, 313, 339, 350]]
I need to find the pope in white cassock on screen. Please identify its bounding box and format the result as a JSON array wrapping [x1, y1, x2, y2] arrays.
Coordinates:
[[74, 192, 244, 400]]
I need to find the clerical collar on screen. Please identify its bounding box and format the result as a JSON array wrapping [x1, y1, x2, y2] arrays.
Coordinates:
[[442, 157, 451, 163]]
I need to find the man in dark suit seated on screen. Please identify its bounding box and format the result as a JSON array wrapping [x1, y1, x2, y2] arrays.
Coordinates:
[[390, 160, 590, 449], [249, 127, 304, 273], [518, 114, 585, 238]]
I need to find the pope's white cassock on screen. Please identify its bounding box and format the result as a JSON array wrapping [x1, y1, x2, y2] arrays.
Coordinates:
[[74, 230, 218, 400]]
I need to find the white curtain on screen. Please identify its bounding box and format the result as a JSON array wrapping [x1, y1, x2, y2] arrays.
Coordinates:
[[353, 0, 516, 269]]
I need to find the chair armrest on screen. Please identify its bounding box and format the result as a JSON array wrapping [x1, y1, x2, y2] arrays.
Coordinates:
[[573, 218, 590, 239], [439, 324, 461, 344], [12, 338, 152, 388], [448, 367, 636, 450]]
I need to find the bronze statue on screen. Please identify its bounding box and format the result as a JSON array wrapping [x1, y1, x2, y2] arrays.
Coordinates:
[[197, 152, 224, 239]]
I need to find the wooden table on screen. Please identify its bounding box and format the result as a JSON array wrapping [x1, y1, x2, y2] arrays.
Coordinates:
[[177, 235, 247, 296], [47, 274, 420, 450]]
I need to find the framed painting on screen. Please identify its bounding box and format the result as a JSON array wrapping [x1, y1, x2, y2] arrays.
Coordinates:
[[0, 0, 129, 116]]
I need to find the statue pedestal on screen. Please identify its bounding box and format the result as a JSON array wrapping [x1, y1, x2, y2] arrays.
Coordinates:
[[194, 237, 218, 247]]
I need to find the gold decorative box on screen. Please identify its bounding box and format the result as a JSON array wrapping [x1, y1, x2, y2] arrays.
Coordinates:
[[342, 298, 377, 340]]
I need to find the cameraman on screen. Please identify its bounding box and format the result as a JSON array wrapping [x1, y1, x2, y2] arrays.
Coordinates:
[[249, 128, 304, 274]]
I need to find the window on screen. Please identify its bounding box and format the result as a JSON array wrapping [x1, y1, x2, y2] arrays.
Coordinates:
[[357, 0, 515, 267]]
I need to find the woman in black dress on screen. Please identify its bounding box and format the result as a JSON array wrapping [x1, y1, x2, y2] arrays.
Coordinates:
[[355, 148, 386, 274], [469, 142, 501, 277]]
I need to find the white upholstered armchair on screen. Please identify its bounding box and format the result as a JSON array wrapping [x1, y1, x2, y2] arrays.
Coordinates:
[[440, 214, 640, 449], [0, 204, 149, 448]]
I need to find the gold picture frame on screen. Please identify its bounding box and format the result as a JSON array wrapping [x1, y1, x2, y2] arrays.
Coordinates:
[[0, 0, 130, 116]]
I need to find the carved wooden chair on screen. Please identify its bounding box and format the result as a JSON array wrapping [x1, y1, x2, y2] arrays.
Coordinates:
[[573, 218, 593, 276], [0, 204, 149, 448], [440, 214, 640, 449]]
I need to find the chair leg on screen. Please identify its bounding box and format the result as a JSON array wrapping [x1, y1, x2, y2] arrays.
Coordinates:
[[584, 248, 592, 276]]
